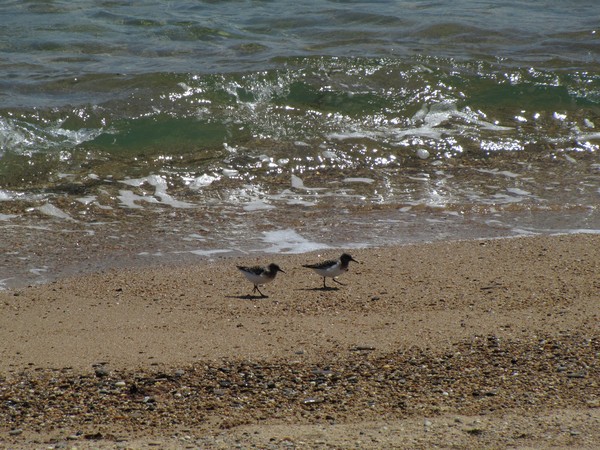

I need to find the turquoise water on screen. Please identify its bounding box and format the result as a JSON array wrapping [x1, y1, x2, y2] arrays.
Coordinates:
[[1, 1, 599, 287]]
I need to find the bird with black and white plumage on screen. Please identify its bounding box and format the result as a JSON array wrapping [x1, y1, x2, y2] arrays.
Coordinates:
[[236, 263, 285, 297], [302, 253, 359, 289]]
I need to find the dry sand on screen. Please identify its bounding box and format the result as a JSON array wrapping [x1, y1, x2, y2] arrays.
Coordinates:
[[0, 234, 598, 449]]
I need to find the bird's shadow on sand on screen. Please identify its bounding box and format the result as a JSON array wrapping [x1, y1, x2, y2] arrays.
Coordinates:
[[298, 286, 340, 292], [226, 286, 341, 299], [226, 294, 270, 300]]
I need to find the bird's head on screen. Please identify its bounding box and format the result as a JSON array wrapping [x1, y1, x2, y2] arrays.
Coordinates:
[[340, 253, 359, 264], [269, 263, 285, 273]]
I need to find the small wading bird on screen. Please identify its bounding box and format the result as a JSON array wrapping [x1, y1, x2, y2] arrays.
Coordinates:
[[237, 263, 285, 297], [302, 253, 359, 289]]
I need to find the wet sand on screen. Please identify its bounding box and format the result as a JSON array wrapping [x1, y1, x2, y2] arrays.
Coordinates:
[[1, 234, 599, 449]]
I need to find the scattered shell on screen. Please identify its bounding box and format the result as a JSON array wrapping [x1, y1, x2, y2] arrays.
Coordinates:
[[0, 333, 596, 445]]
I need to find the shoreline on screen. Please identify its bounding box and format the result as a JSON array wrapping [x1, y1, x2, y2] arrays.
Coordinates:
[[3, 201, 598, 292], [1, 233, 599, 448]]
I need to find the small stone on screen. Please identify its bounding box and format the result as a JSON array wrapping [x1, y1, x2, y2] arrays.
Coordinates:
[[84, 432, 103, 440], [464, 427, 484, 436], [115, 381, 126, 387], [417, 148, 430, 159], [9, 429, 23, 436], [94, 366, 109, 378], [302, 397, 324, 405]]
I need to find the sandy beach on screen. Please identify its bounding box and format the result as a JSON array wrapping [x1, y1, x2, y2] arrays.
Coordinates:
[[1, 233, 598, 449]]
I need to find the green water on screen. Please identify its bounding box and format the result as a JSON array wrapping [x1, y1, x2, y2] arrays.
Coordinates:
[[1, 1, 599, 288]]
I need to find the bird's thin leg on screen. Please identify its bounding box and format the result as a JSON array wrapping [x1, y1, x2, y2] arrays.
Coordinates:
[[332, 277, 345, 286], [322, 277, 327, 289], [254, 285, 267, 297]]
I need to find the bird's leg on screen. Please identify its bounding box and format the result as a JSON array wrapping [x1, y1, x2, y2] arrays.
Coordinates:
[[322, 277, 327, 289], [332, 278, 345, 286], [254, 285, 267, 297]]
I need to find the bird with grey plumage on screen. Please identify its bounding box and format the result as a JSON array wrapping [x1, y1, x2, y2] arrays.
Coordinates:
[[302, 253, 359, 289], [237, 263, 285, 297]]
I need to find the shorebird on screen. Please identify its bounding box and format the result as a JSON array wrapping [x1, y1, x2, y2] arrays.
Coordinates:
[[302, 253, 359, 289], [237, 263, 285, 297]]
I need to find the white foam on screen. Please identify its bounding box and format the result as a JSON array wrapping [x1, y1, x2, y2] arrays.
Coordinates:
[[291, 174, 305, 189], [328, 130, 378, 141], [415, 102, 456, 128], [37, 203, 76, 221], [118, 189, 155, 209], [273, 189, 317, 206], [285, 198, 317, 206], [76, 196, 97, 205], [416, 148, 430, 159], [0, 190, 16, 201], [329, 101, 513, 144], [0, 277, 15, 290], [395, 102, 513, 141], [222, 168, 239, 177], [190, 173, 220, 189], [565, 229, 600, 235], [321, 150, 338, 160], [477, 169, 520, 178], [553, 112, 567, 121], [261, 229, 332, 254], [343, 177, 375, 184], [291, 174, 327, 191], [0, 213, 17, 220], [515, 115, 528, 123], [188, 249, 233, 256], [490, 193, 526, 204], [0, 117, 104, 154], [121, 177, 146, 187], [29, 266, 48, 276], [506, 187, 532, 196], [121, 175, 194, 209], [153, 190, 194, 209], [244, 200, 275, 211], [182, 233, 206, 242]]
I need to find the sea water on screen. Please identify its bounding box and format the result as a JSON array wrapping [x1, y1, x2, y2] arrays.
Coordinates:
[[1, 1, 599, 288]]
